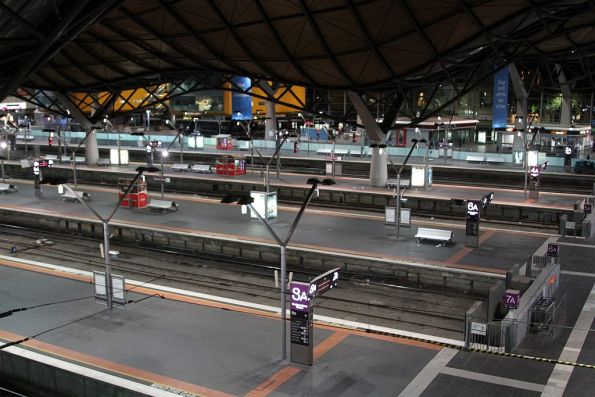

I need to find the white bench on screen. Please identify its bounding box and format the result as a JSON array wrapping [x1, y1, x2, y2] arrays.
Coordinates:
[[16, 134, 34, 141], [42, 154, 59, 161], [486, 155, 505, 165], [191, 164, 211, 173], [466, 155, 485, 164], [147, 199, 179, 213], [387, 179, 411, 188], [316, 148, 332, 155], [0, 183, 17, 193], [414, 227, 454, 246], [96, 158, 111, 166], [237, 141, 250, 151], [172, 163, 190, 172], [349, 148, 372, 157], [64, 155, 85, 163], [62, 190, 91, 201]]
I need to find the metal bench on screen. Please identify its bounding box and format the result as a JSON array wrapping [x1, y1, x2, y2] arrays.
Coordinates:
[[466, 155, 485, 164], [387, 179, 411, 188], [62, 190, 91, 201], [190, 164, 211, 173], [15, 134, 34, 141], [0, 183, 17, 193], [486, 156, 505, 165], [42, 154, 59, 161], [96, 158, 111, 166], [316, 148, 332, 155], [414, 227, 453, 245], [147, 199, 179, 213], [172, 163, 190, 172]]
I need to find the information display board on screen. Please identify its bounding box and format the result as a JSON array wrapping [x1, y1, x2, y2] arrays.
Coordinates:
[[290, 281, 313, 365], [250, 191, 277, 220], [308, 267, 340, 299], [465, 199, 480, 247]]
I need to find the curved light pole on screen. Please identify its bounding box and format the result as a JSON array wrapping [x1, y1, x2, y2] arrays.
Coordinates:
[[221, 177, 336, 360], [395, 138, 426, 239], [42, 166, 159, 309]]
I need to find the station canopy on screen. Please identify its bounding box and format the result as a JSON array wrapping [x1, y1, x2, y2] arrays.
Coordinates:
[[1, 0, 595, 98]]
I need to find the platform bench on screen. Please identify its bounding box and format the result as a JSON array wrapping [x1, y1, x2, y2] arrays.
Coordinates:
[[0, 183, 17, 193], [62, 190, 90, 201], [191, 164, 211, 173], [172, 163, 190, 172], [386, 179, 411, 189], [42, 154, 59, 161], [466, 155, 485, 164], [316, 148, 332, 155], [147, 199, 178, 213], [15, 134, 34, 141], [486, 156, 505, 165], [414, 227, 453, 246]]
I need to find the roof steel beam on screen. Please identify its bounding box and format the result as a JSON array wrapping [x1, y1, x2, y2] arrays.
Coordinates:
[[204, 0, 284, 81], [298, 0, 354, 86]]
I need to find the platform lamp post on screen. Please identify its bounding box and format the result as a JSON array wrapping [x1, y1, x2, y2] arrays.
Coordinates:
[[0, 141, 6, 182], [43, 166, 159, 309], [298, 113, 310, 156], [395, 138, 426, 239], [160, 149, 168, 198], [221, 177, 336, 360], [164, 119, 185, 163], [236, 112, 256, 173]]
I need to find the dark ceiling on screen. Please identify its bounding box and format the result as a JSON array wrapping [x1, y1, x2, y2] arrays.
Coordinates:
[[1, 0, 595, 99]]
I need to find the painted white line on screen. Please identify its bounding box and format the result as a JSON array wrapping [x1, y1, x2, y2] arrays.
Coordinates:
[[557, 241, 595, 249], [0, 344, 182, 397], [562, 270, 595, 278], [442, 367, 545, 392], [0, 255, 465, 350], [541, 281, 595, 397], [398, 347, 459, 397]]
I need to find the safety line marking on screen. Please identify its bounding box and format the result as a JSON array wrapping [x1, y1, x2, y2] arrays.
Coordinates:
[[0, 330, 234, 397], [313, 331, 349, 360], [244, 366, 301, 397]]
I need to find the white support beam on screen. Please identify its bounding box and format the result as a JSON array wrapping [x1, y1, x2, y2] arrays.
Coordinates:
[[555, 64, 573, 126]]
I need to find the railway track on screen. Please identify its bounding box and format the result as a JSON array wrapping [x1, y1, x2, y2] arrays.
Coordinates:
[[0, 223, 473, 340]]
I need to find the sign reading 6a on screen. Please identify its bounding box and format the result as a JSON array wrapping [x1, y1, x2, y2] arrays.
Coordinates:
[[466, 201, 479, 217]]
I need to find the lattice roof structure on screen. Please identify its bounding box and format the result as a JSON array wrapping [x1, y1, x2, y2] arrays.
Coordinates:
[[1, 0, 595, 99]]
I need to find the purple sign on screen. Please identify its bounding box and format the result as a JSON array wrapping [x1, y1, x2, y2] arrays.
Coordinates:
[[584, 203, 592, 214], [546, 243, 559, 257], [290, 282, 310, 312], [503, 289, 520, 309]]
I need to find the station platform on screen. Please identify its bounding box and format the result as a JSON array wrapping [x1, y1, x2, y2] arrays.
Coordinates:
[[1, 234, 595, 396], [0, 180, 556, 278]]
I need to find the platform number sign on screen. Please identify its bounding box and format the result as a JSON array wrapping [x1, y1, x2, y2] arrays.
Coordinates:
[[308, 268, 340, 299], [529, 166, 540, 179], [466, 200, 480, 219], [466, 199, 480, 237], [584, 203, 592, 215], [503, 289, 520, 309], [290, 282, 310, 312], [546, 243, 559, 258]]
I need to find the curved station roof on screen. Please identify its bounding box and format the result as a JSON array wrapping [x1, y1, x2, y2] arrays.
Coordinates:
[[1, 0, 595, 98]]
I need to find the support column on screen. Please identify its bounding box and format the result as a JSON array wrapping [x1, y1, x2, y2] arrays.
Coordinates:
[[257, 81, 278, 140], [556, 64, 572, 126], [509, 64, 528, 150], [53, 91, 99, 165], [265, 100, 277, 140], [348, 91, 388, 187]]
